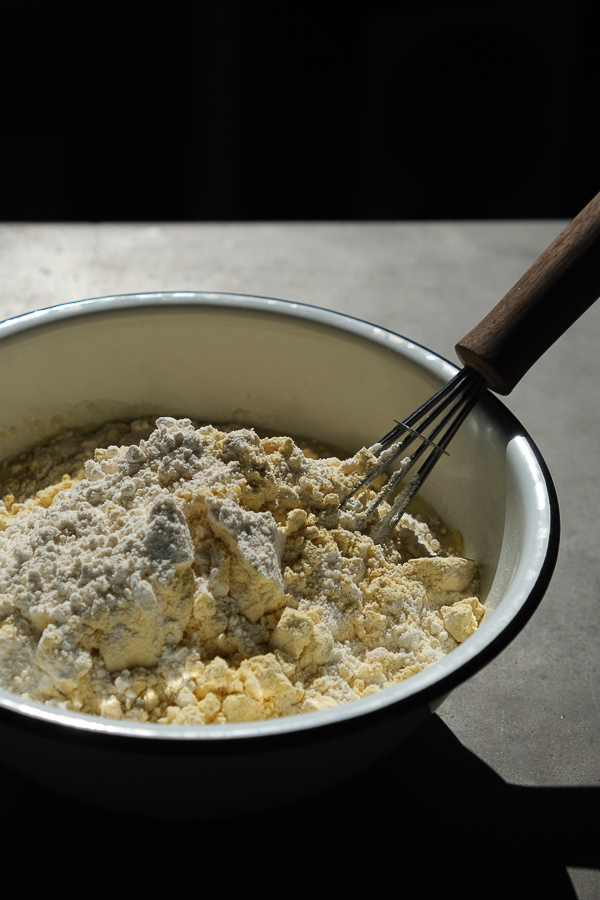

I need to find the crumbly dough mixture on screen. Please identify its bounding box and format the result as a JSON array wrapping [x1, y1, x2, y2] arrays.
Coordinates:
[[0, 417, 483, 724]]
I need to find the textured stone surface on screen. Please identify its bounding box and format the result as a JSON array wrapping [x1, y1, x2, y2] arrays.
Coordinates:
[[1, 221, 597, 895]]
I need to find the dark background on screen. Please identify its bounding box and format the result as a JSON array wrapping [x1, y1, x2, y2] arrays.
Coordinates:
[[2, 0, 598, 222]]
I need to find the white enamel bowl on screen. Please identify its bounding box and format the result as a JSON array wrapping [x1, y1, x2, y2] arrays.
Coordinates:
[[0, 293, 559, 816]]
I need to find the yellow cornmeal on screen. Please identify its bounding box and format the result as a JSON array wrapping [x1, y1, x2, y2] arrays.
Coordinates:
[[0, 417, 483, 724]]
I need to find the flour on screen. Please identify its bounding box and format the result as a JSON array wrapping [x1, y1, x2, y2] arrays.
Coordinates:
[[0, 417, 483, 723]]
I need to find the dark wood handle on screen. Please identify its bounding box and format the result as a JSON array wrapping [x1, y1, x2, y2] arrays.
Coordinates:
[[455, 190, 600, 394]]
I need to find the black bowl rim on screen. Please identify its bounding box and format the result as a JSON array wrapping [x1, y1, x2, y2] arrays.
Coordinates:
[[0, 291, 561, 748]]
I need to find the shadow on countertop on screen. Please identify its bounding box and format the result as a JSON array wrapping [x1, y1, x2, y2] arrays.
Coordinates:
[[2, 714, 596, 897]]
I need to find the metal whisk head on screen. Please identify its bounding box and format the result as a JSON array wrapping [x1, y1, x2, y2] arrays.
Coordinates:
[[348, 367, 487, 542]]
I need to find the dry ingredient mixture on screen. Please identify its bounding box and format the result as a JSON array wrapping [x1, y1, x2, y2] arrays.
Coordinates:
[[0, 417, 483, 724]]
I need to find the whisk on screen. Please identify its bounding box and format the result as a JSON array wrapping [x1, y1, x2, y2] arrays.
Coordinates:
[[352, 190, 600, 542]]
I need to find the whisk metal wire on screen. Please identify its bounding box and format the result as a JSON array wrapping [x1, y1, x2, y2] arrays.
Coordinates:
[[343, 190, 600, 541], [349, 367, 487, 542]]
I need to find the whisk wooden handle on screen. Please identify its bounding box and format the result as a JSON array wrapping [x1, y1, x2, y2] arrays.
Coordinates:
[[455, 190, 600, 394]]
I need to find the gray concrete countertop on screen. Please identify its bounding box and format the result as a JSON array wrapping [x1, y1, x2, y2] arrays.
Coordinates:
[[0, 222, 598, 896]]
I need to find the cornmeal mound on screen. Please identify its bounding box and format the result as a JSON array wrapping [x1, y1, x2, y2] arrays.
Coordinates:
[[0, 418, 483, 723]]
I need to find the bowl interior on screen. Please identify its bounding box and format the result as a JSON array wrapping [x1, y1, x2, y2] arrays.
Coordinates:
[[0, 293, 556, 725]]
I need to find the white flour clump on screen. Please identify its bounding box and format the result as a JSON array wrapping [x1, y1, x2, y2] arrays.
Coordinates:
[[0, 417, 483, 723]]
